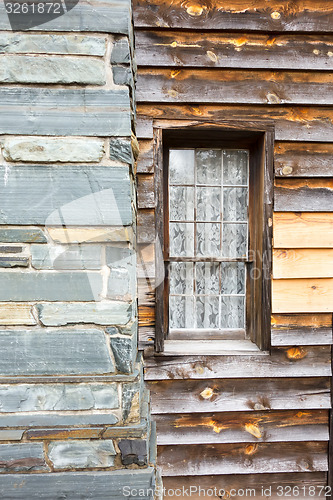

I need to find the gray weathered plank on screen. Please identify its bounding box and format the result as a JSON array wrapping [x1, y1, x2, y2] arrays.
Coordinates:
[[0, 165, 132, 226], [0, 329, 114, 376], [275, 180, 333, 212], [271, 327, 333, 346], [0, 88, 130, 136], [274, 143, 333, 177], [0, 468, 155, 499]]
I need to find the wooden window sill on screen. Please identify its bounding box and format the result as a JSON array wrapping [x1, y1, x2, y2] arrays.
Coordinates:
[[158, 339, 269, 356]]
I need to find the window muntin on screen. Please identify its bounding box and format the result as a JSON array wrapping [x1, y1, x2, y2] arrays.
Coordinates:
[[167, 148, 249, 332]]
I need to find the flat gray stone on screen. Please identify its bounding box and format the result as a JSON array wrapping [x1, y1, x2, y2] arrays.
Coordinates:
[[122, 382, 141, 422], [0, 413, 119, 428], [31, 244, 102, 270], [0, 430, 23, 440], [110, 137, 132, 163], [0, 256, 28, 267], [111, 38, 130, 64], [0, 469, 156, 499], [0, 88, 131, 136], [0, 228, 46, 243], [0, 165, 132, 226], [0, 246, 23, 253], [110, 335, 137, 374], [0, 33, 106, 55], [113, 65, 134, 87], [0, 443, 47, 472], [0, 56, 105, 84], [37, 301, 133, 326], [108, 268, 133, 299], [0, 272, 103, 301], [0, 383, 119, 412], [3, 137, 105, 162], [48, 440, 116, 469], [0, 329, 114, 376]]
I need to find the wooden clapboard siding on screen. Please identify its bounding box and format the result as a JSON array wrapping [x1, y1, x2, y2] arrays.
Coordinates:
[[273, 213, 333, 248], [275, 142, 333, 177], [272, 279, 333, 313], [133, 0, 333, 32], [136, 31, 333, 70], [134, 0, 333, 488], [137, 69, 333, 105], [154, 410, 329, 445], [273, 249, 333, 278]]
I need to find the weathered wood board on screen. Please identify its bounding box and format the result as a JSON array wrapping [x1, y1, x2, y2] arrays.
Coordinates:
[[271, 327, 333, 346], [273, 213, 333, 248], [272, 279, 333, 313], [273, 249, 333, 278], [274, 179, 333, 212], [275, 143, 333, 177]]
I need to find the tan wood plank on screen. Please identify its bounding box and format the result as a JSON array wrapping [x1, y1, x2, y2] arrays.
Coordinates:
[[272, 278, 333, 313], [271, 313, 332, 328], [273, 213, 333, 248], [273, 249, 333, 278], [275, 142, 333, 177]]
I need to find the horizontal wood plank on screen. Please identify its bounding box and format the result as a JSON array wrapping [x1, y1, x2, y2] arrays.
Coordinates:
[[275, 179, 333, 212], [137, 106, 333, 142], [273, 249, 333, 278], [137, 69, 333, 105], [144, 347, 331, 380], [162, 473, 327, 500], [272, 278, 333, 313], [273, 213, 333, 248], [155, 409, 329, 445], [158, 441, 328, 476], [271, 327, 333, 346], [136, 31, 333, 71], [148, 377, 331, 413], [271, 313, 332, 328], [275, 142, 333, 177], [133, 0, 333, 32]]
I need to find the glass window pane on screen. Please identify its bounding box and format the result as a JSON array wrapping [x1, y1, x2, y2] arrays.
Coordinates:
[[223, 187, 248, 222], [221, 262, 245, 294], [195, 263, 220, 295], [196, 187, 221, 222], [196, 149, 222, 185], [169, 296, 195, 329], [222, 223, 247, 258], [169, 186, 194, 221], [169, 150, 195, 185], [220, 296, 245, 329], [170, 223, 194, 257], [196, 223, 220, 257], [223, 150, 248, 185], [196, 296, 220, 328], [169, 263, 194, 295]]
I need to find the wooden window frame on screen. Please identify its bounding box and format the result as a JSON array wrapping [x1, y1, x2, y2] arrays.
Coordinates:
[[154, 120, 274, 352]]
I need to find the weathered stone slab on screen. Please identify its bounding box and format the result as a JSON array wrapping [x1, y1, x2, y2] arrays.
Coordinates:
[[0, 245, 23, 253], [31, 244, 102, 270], [0, 330, 114, 375], [0, 0, 132, 34], [0, 88, 131, 136], [0, 256, 29, 267], [37, 301, 133, 326], [0, 443, 47, 472], [0, 413, 119, 428], [25, 428, 102, 440], [0, 227, 46, 243], [109, 137, 132, 163], [3, 137, 105, 163], [111, 38, 130, 64], [110, 335, 137, 374], [0, 56, 105, 84], [48, 226, 133, 244], [0, 304, 36, 326], [0, 33, 106, 55], [108, 268, 133, 299], [122, 383, 141, 423], [113, 65, 133, 87], [0, 430, 24, 441], [48, 440, 116, 469], [0, 469, 156, 499], [0, 165, 132, 226], [0, 383, 119, 412], [0, 272, 102, 301]]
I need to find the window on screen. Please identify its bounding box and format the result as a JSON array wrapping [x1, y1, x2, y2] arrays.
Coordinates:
[[154, 124, 274, 353]]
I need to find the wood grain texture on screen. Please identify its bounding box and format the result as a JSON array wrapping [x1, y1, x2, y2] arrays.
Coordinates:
[[271, 327, 333, 346], [273, 213, 333, 248], [154, 410, 329, 445], [272, 313, 332, 328], [148, 377, 331, 413], [136, 31, 333, 70], [137, 105, 333, 142], [137, 69, 333, 105], [137, 209, 155, 243], [137, 174, 155, 208], [275, 142, 333, 177], [158, 441, 328, 476], [144, 347, 331, 380], [133, 0, 333, 32], [273, 249, 333, 278], [272, 279, 333, 313], [136, 139, 154, 173], [274, 179, 333, 212]]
